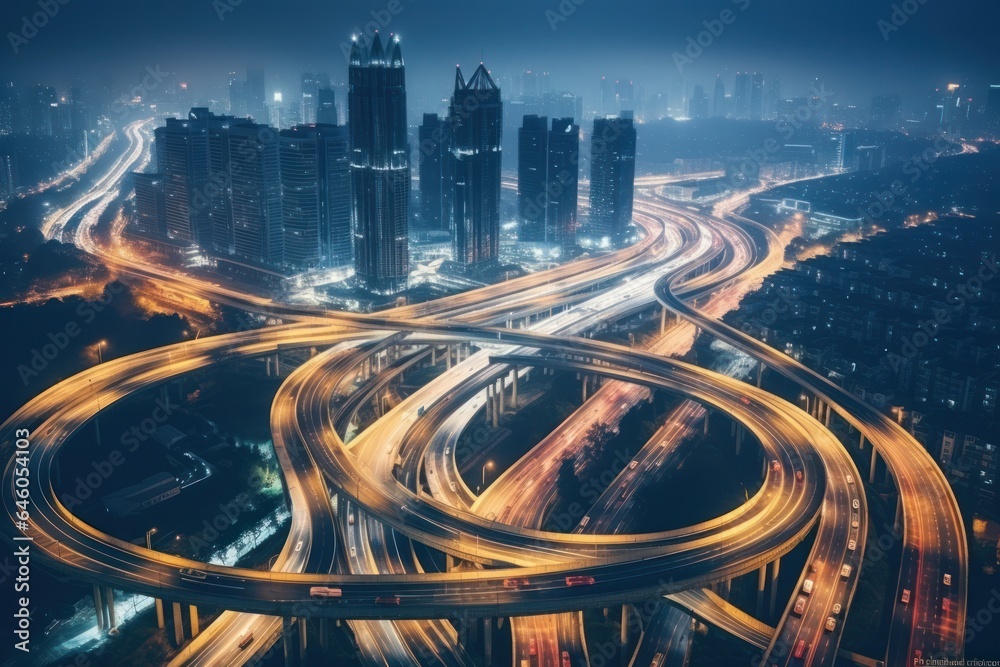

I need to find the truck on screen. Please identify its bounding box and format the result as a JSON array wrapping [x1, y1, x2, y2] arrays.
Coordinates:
[[309, 587, 343, 598]]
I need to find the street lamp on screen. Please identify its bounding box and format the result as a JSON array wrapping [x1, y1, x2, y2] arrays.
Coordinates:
[[482, 461, 495, 489], [145, 527, 157, 549]]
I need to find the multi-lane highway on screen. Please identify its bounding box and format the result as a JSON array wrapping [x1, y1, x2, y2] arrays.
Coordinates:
[[0, 116, 967, 667]]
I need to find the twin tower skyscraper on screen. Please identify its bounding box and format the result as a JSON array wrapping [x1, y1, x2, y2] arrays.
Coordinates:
[[350, 31, 502, 293]]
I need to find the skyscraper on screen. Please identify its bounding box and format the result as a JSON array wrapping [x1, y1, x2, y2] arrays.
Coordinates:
[[156, 113, 210, 244], [131, 172, 166, 238], [734, 72, 751, 119], [690, 85, 709, 120], [713, 76, 726, 117], [518, 114, 549, 243], [546, 117, 580, 249], [450, 63, 503, 271], [316, 88, 337, 125], [349, 32, 409, 293], [589, 113, 636, 248], [280, 123, 352, 270], [417, 113, 454, 233], [750, 72, 764, 120], [228, 122, 283, 265], [245, 68, 267, 122]]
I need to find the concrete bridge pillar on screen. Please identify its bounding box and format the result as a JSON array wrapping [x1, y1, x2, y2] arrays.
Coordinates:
[[756, 565, 767, 617], [431, 346, 436, 366], [446, 345, 452, 370], [155, 598, 165, 629], [282, 616, 294, 667], [491, 385, 499, 428], [895, 495, 903, 533], [660, 307, 667, 334], [869, 447, 879, 484], [483, 617, 493, 665], [298, 617, 308, 661], [189, 605, 199, 638], [620, 604, 631, 647], [582, 374, 589, 402], [859, 433, 866, 450], [104, 587, 116, 634], [498, 377, 506, 414], [769, 558, 781, 618], [756, 362, 764, 388], [172, 602, 183, 645], [511, 367, 518, 408], [92, 585, 104, 633]]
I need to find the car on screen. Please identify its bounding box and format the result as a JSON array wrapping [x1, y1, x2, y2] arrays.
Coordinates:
[[565, 575, 596, 586], [901, 588, 911, 604], [796, 470, 804, 481], [350, 547, 357, 558], [503, 578, 530, 589], [851, 515, 860, 529], [179, 568, 207, 580], [840, 564, 852, 578], [802, 579, 814, 595], [294, 540, 303, 552], [629, 460, 639, 470], [238, 631, 254, 650], [444, 447, 451, 455], [562, 650, 571, 667], [943, 573, 952, 586], [852, 498, 860, 510], [825, 616, 837, 632], [309, 586, 343, 598], [529, 638, 538, 656], [348, 514, 355, 525], [846, 474, 854, 484], [580, 516, 590, 528], [832, 603, 842, 615], [771, 460, 781, 472], [848, 539, 857, 551], [809, 560, 820, 573], [375, 595, 401, 606], [740, 396, 751, 406], [793, 640, 808, 660], [793, 595, 807, 615], [651, 653, 665, 667], [450, 482, 457, 492]]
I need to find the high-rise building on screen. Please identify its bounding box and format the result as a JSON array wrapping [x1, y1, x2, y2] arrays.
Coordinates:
[[518, 114, 549, 243], [616, 79, 635, 113], [734, 72, 751, 119], [600, 76, 616, 117], [870, 94, 902, 130], [450, 64, 503, 270], [228, 73, 245, 117], [245, 68, 267, 123], [750, 72, 764, 120], [349, 32, 410, 293], [988, 84, 1000, 118], [156, 113, 211, 244], [690, 85, 709, 120], [132, 172, 167, 238], [765, 78, 782, 120], [417, 113, 454, 233], [228, 122, 283, 265], [713, 76, 726, 118], [280, 123, 352, 270], [546, 117, 580, 249], [317, 88, 337, 124], [588, 113, 636, 248]]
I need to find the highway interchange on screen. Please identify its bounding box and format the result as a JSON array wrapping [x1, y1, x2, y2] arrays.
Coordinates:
[[0, 119, 968, 667]]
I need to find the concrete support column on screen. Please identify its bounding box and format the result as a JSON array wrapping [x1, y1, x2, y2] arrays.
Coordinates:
[[859, 433, 866, 450], [104, 587, 115, 633], [485, 385, 492, 423], [769, 558, 781, 617], [92, 585, 105, 633], [483, 617, 493, 665], [431, 346, 437, 366], [172, 602, 183, 646], [869, 447, 879, 484], [703, 411, 710, 436], [498, 377, 505, 414], [446, 345, 452, 370], [895, 495, 903, 532], [582, 375, 589, 402], [282, 617, 294, 667], [491, 385, 499, 429], [189, 605, 199, 638], [722, 577, 732, 600], [757, 362, 764, 388], [756, 565, 767, 617], [511, 367, 518, 408], [620, 604, 631, 647], [660, 307, 667, 334], [319, 618, 327, 649], [824, 403, 832, 427], [446, 554, 456, 572], [155, 597, 165, 629], [298, 617, 308, 661]]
